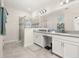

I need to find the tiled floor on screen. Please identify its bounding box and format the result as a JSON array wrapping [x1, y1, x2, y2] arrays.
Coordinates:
[[3, 42, 59, 58]]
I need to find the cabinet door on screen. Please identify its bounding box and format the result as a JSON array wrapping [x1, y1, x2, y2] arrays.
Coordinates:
[[39, 34, 45, 47], [34, 33, 42, 46], [64, 43, 79, 58], [34, 32, 40, 44], [53, 37, 64, 57], [34, 33, 45, 47]]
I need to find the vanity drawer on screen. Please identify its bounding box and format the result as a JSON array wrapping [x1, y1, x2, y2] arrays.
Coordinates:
[[53, 35, 79, 44]]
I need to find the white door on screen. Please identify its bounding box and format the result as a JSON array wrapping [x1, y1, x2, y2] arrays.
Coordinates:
[[64, 43, 79, 58], [53, 37, 64, 57], [5, 13, 19, 43]]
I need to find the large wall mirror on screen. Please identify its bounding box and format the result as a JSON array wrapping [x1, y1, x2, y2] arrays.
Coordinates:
[[57, 15, 65, 32]]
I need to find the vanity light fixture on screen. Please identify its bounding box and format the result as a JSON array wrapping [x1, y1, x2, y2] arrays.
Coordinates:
[[39, 9, 47, 15], [60, 0, 74, 5]]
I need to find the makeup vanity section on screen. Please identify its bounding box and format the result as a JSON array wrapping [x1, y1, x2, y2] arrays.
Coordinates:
[[33, 30, 79, 58]]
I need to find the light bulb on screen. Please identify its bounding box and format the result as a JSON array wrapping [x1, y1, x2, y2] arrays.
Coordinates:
[[66, 0, 69, 3]]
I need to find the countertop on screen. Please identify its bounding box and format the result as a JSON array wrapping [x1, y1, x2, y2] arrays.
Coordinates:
[[34, 31, 79, 38]]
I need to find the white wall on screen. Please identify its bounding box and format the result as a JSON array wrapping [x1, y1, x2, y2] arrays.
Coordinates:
[[64, 3, 79, 31], [44, 3, 79, 31], [0, 0, 1, 6], [47, 14, 58, 30], [0, 0, 4, 6], [4, 7, 31, 43], [46, 10, 64, 30]]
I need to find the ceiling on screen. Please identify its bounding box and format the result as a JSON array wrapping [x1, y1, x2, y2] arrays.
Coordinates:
[[4, 0, 63, 13]]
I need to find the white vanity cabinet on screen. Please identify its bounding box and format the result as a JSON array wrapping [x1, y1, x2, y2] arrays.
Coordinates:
[[52, 35, 79, 58], [64, 41, 79, 58], [52, 36, 64, 57], [34, 32, 45, 48], [24, 28, 33, 47]]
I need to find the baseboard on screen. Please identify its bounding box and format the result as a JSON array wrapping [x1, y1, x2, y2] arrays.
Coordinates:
[[24, 43, 34, 47], [51, 52, 63, 58], [4, 40, 19, 44]]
